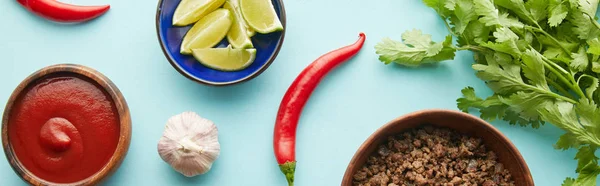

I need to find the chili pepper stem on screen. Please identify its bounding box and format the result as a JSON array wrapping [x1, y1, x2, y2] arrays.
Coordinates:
[[279, 161, 296, 186]]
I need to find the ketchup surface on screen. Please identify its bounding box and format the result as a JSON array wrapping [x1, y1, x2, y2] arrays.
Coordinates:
[[8, 75, 120, 183]]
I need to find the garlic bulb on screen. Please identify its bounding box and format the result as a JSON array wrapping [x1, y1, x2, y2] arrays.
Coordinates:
[[158, 112, 220, 177]]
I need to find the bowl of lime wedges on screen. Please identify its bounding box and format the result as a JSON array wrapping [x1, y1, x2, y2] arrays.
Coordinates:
[[156, 0, 286, 86]]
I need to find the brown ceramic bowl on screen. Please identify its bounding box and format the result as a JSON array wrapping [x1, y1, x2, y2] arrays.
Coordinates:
[[2, 64, 132, 186], [342, 110, 533, 186]]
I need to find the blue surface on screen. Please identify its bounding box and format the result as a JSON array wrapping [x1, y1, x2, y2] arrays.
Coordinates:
[[0, 0, 591, 185], [157, 0, 284, 85]]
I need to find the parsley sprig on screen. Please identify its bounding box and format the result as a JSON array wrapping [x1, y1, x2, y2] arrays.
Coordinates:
[[376, 0, 600, 185]]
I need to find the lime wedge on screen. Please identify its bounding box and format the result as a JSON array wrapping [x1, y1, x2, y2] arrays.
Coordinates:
[[240, 0, 284, 34], [173, 0, 226, 26], [180, 9, 232, 55], [224, 0, 254, 49], [192, 47, 257, 71]]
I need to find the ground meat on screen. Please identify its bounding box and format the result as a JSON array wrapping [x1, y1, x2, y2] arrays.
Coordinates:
[[352, 126, 515, 186]]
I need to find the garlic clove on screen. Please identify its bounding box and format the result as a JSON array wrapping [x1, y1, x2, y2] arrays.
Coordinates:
[[158, 112, 220, 177]]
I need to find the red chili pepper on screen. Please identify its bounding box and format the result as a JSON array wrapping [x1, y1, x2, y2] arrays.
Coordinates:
[[17, 0, 110, 23], [274, 33, 366, 186]]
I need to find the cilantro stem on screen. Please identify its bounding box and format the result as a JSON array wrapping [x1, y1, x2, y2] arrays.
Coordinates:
[[526, 26, 573, 56], [441, 16, 457, 37], [540, 56, 569, 75], [456, 45, 486, 52], [538, 54, 586, 99], [529, 30, 544, 51], [547, 78, 577, 100], [569, 75, 587, 99], [543, 59, 585, 99], [577, 129, 600, 147], [522, 80, 577, 104], [518, 43, 589, 101]]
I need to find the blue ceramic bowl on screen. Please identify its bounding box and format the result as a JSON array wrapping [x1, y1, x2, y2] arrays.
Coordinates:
[[156, 0, 286, 86]]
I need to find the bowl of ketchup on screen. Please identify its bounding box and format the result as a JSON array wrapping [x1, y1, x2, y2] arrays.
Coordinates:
[[2, 64, 132, 185]]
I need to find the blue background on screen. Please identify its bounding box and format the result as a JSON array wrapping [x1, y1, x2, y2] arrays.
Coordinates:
[[0, 0, 588, 185]]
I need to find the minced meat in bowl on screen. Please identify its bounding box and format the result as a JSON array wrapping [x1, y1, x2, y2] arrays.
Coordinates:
[[353, 126, 514, 186], [342, 110, 533, 186]]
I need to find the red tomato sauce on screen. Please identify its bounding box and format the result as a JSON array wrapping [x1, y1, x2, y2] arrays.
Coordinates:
[[8, 75, 120, 183]]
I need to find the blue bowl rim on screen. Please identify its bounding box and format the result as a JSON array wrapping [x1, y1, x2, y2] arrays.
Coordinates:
[[155, 0, 287, 86]]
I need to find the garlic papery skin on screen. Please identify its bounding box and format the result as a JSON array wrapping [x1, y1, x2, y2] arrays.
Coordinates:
[[158, 112, 220, 177]]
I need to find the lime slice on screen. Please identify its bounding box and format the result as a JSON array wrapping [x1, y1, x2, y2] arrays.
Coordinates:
[[224, 0, 254, 49], [173, 0, 225, 26], [240, 0, 284, 34], [228, 0, 255, 37], [192, 47, 257, 71], [180, 9, 232, 55]]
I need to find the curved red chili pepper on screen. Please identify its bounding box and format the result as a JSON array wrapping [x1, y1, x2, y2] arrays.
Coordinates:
[[274, 33, 366, 186], [17, 0, 110, 23]]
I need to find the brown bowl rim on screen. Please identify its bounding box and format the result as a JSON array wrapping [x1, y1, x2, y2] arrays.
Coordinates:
[[341, 109, 533, 185], [1, 64, 132, 186], [154, 0, 287, 86]]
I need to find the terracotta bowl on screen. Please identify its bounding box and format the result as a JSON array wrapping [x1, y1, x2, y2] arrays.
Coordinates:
[[1, 64, 132, 185], [342, 110, 533, 186]]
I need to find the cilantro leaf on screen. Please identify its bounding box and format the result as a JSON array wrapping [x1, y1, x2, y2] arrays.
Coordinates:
[[494, 0, 534, 24], [576, 146, 598, 172], [474, 0, 501, 26], [578, 0, 599, 16], [556, 133, 581, 150], [479, 98, 509, 121], [549, 0, 570, 27], [375, 30, 456, 66], [493, 27, 519, 42], [522, 49, 550, 90], [539, 101, 600, 147], [498, 13, 526, 28], [562, 177, 576, 186], [501, 91, 553, 122], [539, 102, 584, 139], [575, 98, 600, 131], [504, 108, 544, 127], [444, 0, 456, 10], [480, 40, 522, 58], [457, 21, 491, 46], [403, 29, 434, 48], [457, 87, 484, 112], [587, 38, 600, 55], [544, 47, 573, 64], [556, 22, 582, 42], [474, 0, 524, 28], [472, 53, 530, 94], [452, 0, 476, 34], [573, 146, 600, 185], [593, 62, 600, 73], [457, 88, 514, 122], [571, 47, 590, 72], [423, 0, 452, 17], [526, 0, 549, 22], [569, 8, 600, 40]]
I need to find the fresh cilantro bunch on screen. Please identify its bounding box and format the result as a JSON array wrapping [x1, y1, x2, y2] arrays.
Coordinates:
[[376, 0, 600, 185]]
